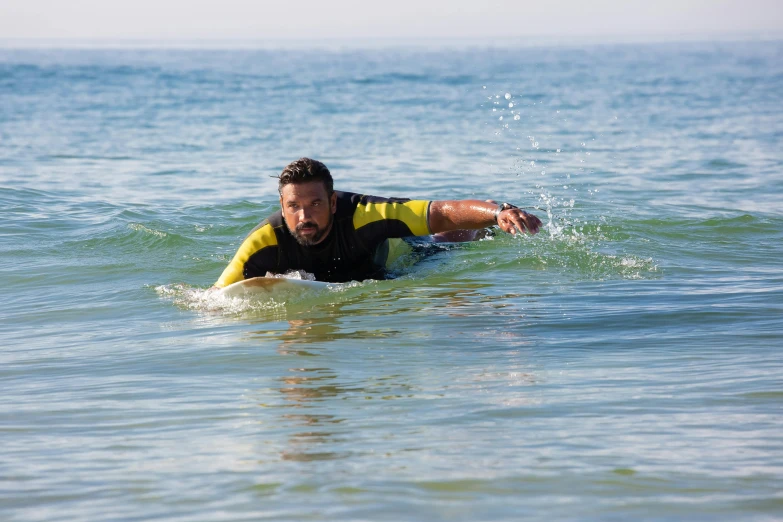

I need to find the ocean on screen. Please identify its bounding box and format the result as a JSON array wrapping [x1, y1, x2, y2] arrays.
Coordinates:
[[1, 41, 782, 521]]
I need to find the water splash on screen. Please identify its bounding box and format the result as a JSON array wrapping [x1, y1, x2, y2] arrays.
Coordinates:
[[155, 283, 287, 315], [155, 277, 366, 316]]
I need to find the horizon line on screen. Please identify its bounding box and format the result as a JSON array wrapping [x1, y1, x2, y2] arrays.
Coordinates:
[[1, 31, 781, 50]]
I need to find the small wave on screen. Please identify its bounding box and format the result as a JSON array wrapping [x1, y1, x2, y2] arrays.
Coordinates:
[[636, 214, 778, 239], [351, 72, 428, 85], [539, 221, 658, 280], [704, 158, 746, 170], [538, 248, 657, 281], [613, 254, 658, 279], [543, 248, 656, 281], [128, 223, 167, 238]]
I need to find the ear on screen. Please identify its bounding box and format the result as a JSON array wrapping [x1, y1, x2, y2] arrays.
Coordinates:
[[330, 192, 337, 214]]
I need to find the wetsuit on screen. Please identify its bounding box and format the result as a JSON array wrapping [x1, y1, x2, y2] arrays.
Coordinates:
[[214, 191, 431, 287]]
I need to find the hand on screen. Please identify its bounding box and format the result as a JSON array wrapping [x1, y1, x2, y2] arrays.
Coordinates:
[[497, 207, 542, 235]]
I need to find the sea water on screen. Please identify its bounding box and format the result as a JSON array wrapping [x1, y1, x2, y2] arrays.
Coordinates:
[[1, 42, 782, 521]]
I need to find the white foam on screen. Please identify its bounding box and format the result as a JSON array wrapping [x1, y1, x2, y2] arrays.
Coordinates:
[[155, 283, 286, 315]]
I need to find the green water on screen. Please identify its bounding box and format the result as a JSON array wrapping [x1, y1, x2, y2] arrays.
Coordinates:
[[1, 43, 782, 520]]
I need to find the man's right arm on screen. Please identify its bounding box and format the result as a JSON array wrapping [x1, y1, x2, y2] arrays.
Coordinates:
[[428, 200, 541, 236], [213, 221, 279, 288]]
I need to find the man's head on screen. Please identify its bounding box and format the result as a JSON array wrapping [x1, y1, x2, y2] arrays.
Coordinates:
[[277, 158, 337, 246], [278, 157, 334, 197]]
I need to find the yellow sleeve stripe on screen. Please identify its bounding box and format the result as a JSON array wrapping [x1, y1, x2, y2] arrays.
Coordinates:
[[214, 223, 278, 288], [353, 199, 431, 236]]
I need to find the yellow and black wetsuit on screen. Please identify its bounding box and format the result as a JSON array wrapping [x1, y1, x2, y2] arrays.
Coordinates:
[[214, 191, 431, 287]]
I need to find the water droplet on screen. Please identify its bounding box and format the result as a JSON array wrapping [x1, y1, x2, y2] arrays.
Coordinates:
[[581, 142, 586, 147], [513, 114, 520, 120], [483, 85, 487, 89], [504, 93, 511, 100], [508, 102, 514, 108], [499, 116, 503, 120], [556, 149, 561, 153]]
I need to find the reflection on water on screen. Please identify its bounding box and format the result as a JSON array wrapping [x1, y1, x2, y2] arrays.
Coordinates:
[[241, 278, 534, 343], [268, 363, 425, 462], [274, 317, 403, 351], [278, 371, 349, 461], [238, 281, 542, 464], [278, 368, 357, 405]]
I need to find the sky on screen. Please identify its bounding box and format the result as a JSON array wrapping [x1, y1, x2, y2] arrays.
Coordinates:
[[1, 0, 781, 44]]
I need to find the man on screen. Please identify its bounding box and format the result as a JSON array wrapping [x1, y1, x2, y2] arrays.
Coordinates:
[[213, 158, 542, 287]]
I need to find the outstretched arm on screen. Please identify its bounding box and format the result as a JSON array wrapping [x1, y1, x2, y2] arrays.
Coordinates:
[[429, 200, 542, 236]]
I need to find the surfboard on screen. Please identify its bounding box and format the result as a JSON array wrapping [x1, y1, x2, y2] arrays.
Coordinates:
[[218, 276, 330, 298]]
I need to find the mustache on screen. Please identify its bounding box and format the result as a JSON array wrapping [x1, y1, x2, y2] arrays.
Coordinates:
[[295, 222, 318, 232]]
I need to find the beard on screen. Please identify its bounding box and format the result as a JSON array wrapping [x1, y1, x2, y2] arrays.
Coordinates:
[[290, 215, 333, 246]]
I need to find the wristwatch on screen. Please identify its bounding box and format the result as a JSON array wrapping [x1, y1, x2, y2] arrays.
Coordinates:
[[494, 202, 519, 225]]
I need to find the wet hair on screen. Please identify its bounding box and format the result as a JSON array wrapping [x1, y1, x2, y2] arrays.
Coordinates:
[[277, 158, 334, 196]]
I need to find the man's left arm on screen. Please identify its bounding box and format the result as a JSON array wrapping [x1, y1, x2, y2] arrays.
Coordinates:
[[428, 200, 542, 236]]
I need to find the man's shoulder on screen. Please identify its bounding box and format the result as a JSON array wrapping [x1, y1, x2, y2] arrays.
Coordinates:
[[335, 190, 424, 207], [243, 211, 286, 245], [248, 210, 284, 231], [334, 190, 398, 219]]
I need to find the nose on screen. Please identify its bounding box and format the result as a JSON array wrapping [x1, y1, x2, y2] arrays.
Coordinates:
[[297, 207, 312, 222]]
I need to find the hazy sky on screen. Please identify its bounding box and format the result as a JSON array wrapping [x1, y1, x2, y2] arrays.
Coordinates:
[[2, 0, 781, 42]]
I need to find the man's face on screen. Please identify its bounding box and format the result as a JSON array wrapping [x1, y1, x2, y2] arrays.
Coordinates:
[[279, 181, 337, 246]]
